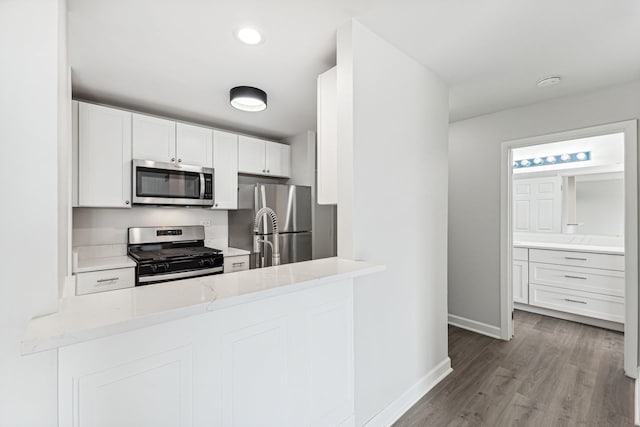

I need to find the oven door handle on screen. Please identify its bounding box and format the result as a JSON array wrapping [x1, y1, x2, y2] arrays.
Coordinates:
[[200, 173, 205, 200], [138, 266, 223, 284]]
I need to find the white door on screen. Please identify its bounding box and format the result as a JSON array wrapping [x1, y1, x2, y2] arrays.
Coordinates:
[[265, 141, 291, 178], [238, 135, 266, 174], [176, 122, 212, 168], [132, 113, 176, 163], [513, 177, 562, 233], [78, 102, 132, 208], [513, 181, 532, 232], [212, 130, 238, 209], [512, 260, 529, 304], [532, 178, 562, 232]]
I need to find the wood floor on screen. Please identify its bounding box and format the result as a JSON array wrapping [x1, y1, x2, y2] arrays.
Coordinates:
[[394, 310, 634, 427]]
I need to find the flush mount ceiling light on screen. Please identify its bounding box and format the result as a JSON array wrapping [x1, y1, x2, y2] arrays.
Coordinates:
[[537, 76, 562, 88], [230, 86, 267, 112], [236, 27, 263, 45]]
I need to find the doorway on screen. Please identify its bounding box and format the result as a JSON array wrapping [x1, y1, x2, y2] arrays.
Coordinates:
[[500, 120, 638, 378]]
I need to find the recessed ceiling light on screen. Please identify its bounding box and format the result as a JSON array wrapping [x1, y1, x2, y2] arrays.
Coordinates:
[[236, 28, 262, 45], [230, 86, 267, 112], [537, 76, 562, 88]]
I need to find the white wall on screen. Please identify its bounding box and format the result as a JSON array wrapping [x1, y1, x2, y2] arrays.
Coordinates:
[[286, 130, 337, 259], [73, 207, 229, 248], [337, 20, 449, 425], [0, 0, 65, 425], [449, 80, 640, 328], [576, 177, 625, 236]]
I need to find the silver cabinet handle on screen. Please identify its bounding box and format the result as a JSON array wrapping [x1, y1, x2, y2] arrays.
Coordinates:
[[232, 262, 245, 267], [565, 298, 587, 304], [214, 203, 219, 207], [262, 169, 266, 173], [125, 200, 130, 205], [565, 256, 587, 261], [178, 158, 182, 163], [96, 277, 119, 284], [171, 157, 176, 162], [565, 275, 587, 280], [267, 169, 270, 173]]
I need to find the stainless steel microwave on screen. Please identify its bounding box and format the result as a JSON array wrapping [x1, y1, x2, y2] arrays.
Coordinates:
[[132, 159, 214, 207]]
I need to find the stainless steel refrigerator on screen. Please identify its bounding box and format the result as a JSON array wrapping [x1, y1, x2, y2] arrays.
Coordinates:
[[228, 184, 312, 268]]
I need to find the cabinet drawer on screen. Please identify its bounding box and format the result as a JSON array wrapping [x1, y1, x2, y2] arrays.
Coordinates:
[[513, 247, 528, 261], [224, 255, 250, 273], [529, 262, 624, 297], [529, 284, 624, 323], [76, 268, 135, 295], [529, 249, 624, 271]]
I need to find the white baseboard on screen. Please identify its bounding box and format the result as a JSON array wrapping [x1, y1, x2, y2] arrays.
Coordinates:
[[448, 314, 502, 339], [364, 357, 452, 427], [635, 367, 639, 426]]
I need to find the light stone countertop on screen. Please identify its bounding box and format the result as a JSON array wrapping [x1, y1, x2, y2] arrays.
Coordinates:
[[513, 241, 624, 255], [22, 257, 385, 355]]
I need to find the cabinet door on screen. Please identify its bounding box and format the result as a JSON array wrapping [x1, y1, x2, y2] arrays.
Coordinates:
[[513, 260, 529, 304], [132, 113, 176, 163], [212, 130, 238, 209], [78, 102, 132, 208], [176, 122, 212, 168], [265, 141, 291, 178], [317, 67, 338, 204], [238, 135, 266, 174]]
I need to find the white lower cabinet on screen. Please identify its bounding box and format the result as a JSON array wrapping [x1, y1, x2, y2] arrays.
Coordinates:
[[59, 280, 354, 427], [223, 255, 249, 273], [517, 247, 624, 324], [512, 260, 529, 304], [529, 283, 624, 323], [75, 267, 135, 295]]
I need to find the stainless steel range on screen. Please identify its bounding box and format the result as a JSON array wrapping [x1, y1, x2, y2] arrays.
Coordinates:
[[127, 225, 223, 286]]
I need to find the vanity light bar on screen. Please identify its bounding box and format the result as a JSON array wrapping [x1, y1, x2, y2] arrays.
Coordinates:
[[513, 151, 591, 169]]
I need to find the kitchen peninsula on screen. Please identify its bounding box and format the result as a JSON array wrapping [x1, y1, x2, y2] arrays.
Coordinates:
[[23, 257, 384, 427]]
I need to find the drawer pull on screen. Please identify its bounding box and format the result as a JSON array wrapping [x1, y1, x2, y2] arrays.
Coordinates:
[[565, 256, 588, 261], [232, 262, 245, 267], [564, 298, 587, 304], [96, 277, 119, 284], [564, 275, 587, 280]]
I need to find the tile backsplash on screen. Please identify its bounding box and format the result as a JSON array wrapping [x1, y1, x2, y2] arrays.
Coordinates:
[[73, 207, 228, 248]]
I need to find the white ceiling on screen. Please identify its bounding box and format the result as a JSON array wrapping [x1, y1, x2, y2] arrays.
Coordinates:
[[358, 0, 640, 121], [68, 0, 640, 139]]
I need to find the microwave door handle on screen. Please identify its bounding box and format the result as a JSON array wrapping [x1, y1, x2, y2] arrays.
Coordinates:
[[200, 173, 205, 199]]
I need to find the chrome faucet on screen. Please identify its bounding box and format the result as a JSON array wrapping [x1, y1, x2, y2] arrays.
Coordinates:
[[253, 207, 280, 267]]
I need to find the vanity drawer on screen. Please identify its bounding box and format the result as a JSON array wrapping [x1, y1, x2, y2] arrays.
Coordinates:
[[529, 249, 624, 271], [529, 262, 624, 297], [224, 255, 250, 273], [76, 267, 135, 295], [513, 247, 528, 261], [529, 284, 624, 323]]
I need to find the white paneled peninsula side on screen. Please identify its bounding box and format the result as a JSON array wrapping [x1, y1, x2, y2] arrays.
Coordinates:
[[23, 258, 383, 427]]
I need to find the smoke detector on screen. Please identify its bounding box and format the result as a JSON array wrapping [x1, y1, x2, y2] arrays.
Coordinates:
[[537, 76, 562, 88]]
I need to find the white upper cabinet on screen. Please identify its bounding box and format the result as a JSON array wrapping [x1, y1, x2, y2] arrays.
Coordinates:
[[131, 113, 176, 163], [238, 135, 291, 178], [77, 102, 132, 208], [213, 130, 238, 210], [265, 141, 291, 178], [317, 66, 338, 205], [238, 135, 265, 175], [176, 122, 213, 168], [513, 176, 562, 233], [132, 114, 213, 168]]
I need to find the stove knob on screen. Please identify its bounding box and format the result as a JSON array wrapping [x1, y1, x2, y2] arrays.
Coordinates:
[[164, 263, 170, 270], [198, 259, 206, 267], [151, 264, 158, 272]]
